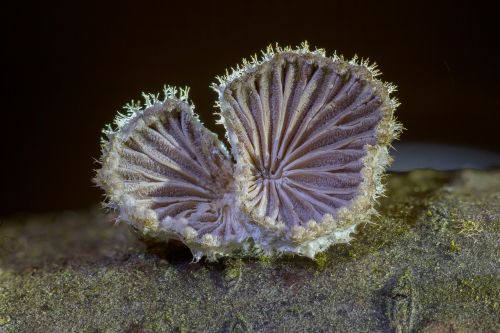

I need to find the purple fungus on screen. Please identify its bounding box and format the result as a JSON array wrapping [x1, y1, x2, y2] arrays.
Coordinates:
[[95, 42, 401, 260]]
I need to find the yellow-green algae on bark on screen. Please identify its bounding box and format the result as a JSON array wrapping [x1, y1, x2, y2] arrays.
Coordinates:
[[1, 170, 499, 332]]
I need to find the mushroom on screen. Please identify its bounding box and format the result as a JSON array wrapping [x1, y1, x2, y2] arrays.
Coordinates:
[[95, 43, 401, 260]]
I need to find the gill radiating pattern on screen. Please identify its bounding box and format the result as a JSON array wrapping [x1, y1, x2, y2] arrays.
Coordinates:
[[96, 43, 401, 259], [96, 96, 244, 243], [219, 52, 384, 230]]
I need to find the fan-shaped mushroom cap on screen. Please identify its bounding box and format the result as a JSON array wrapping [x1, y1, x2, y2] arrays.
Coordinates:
[[213, 44, 400, 256], [95, 88, 257, 259]]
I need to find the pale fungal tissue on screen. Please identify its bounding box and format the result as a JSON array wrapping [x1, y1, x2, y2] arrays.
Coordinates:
[[95, 42, 402, 260]]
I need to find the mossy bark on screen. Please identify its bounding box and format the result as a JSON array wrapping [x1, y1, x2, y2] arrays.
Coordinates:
[[1, 170, 499, 332]]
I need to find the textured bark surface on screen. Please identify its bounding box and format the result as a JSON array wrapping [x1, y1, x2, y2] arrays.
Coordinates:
[[0, 170, 499, 332]]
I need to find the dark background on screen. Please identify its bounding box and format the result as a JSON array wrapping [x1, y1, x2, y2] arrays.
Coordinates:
[[3, 1, 499, 217]]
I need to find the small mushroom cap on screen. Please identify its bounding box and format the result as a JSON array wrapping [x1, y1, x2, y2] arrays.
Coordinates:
[[95, 88, 255, 259]]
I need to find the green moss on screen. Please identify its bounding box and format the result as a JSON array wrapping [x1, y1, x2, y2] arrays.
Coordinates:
[[256, 254, 272, 264], [455, 220, 483, 237], [449, 239, 460, 253], [0, 314, 11, 326], [400, 267, 412, 282], [456, 275, 500, 309], [223, 258, 243, 292], [314, 252, 328, 270], [427, 274, 499, 311]]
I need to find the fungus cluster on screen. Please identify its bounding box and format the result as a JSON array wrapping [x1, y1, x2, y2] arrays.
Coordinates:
[[95, 43, 401, 260]]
